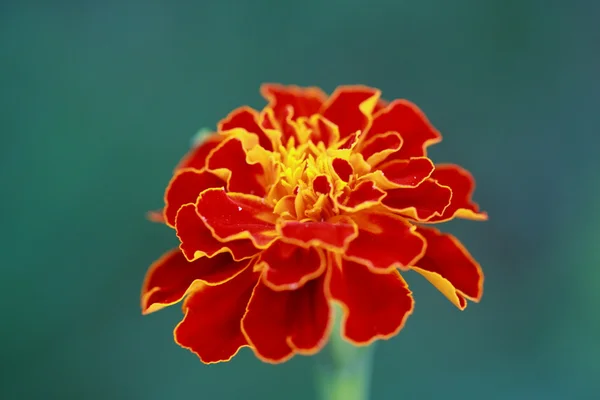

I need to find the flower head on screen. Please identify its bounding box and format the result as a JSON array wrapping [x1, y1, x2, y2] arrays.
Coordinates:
[[141, 84, 487, 364]]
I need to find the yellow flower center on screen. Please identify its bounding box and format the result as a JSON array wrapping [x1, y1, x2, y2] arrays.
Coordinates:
[[263, 136, 355, 223], [230, 117, 372, 223]]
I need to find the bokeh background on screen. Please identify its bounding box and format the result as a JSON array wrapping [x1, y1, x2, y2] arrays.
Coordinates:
[[2, 1, 599, 399]]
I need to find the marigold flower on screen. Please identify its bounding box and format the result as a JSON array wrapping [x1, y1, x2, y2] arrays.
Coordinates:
[[141, 84, 487, 364]]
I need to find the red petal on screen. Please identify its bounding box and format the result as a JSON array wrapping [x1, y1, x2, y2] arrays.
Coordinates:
[[259, 107, 278, 130], [242, 272, 331, 363], [365, 99, 442, 158], [345, 212, 426, 272], [373, 98, 388, 114], [218, 106, 274, 151], [360, 132, 403, 166], [308, 114, 340, 147], [175, 203, 260, 261], [141, 249, 252, 315], [335, 131, 361, 150], [332, 158, 353, 183], [196, 188, 277, 248], [382, 178, 452, 221], [312, 175, 332, 195], [412, 226, 483, 309], [321, 85, 381, 139], [163, 168, 225, 227], [278, 218, 358, 252], [176, 135, 223, 170], [426, 164, 487, 222], [329, 259, 414, 344], [258, 240, 326, 290], [174, 266, 258, 364], [207, 137, 266, 197], [376, 157, 435, 188], [260, 83, 327, 125], [336, 180, 386, 212], [280, 109, 302, 144]]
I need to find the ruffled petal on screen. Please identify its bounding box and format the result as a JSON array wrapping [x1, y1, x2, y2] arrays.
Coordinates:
[[260, 83, 327, 126], [275, 107, 301, 144], [163, 168, 225, 227], [278, 217, 358, 252], [329, 259, 414, 344], [196, 188, 277, 248], [307, 114, 340, 147], [242, 272, 331, 363], [382, 178, 452, 221], [321, 85, 381, 139], [331, 158, 353, 182], [361, 157, 435, 191], [336, 180, 387, 212], [335, 131, 361, 150], [174, 266, 258, 364], [359, 131, 403, 167], [426, 164, 488, 222], [258, 240, 326, 290], [207, 136, 266, 197], [345, 212, 426, 272], [141, 249, 253, 315], [176, 135, 223, 170], [218, 106, 274, 151], [412, 226, 483, 309], [377, 158, 435, 188], [373, 98, 389, 114], [175, 203, 260, 261], [365, 99, 442, 158], [259, 107, 278, 130], [312, 175, 332, 195]]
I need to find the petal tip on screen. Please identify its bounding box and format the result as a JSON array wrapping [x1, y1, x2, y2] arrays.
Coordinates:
[[174, 320, 249, 365]]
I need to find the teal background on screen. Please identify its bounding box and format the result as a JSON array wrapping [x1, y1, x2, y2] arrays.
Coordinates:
[[1, 1, 599, 399]]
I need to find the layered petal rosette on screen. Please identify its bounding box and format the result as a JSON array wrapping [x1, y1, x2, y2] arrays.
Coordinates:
[[141, 84, 487, 364]]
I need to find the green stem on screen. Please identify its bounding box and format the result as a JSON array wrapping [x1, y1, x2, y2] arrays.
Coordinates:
[[315, 304, 375, 400]]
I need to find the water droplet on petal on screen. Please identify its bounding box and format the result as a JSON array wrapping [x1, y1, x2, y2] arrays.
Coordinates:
[[238, 206, 242, 211]]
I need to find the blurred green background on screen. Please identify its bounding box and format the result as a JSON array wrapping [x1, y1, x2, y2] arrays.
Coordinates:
[[1, 0, 599, 399]]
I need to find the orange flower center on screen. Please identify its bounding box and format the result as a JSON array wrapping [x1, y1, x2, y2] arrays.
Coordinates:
[[263, 137, 354, 223]]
